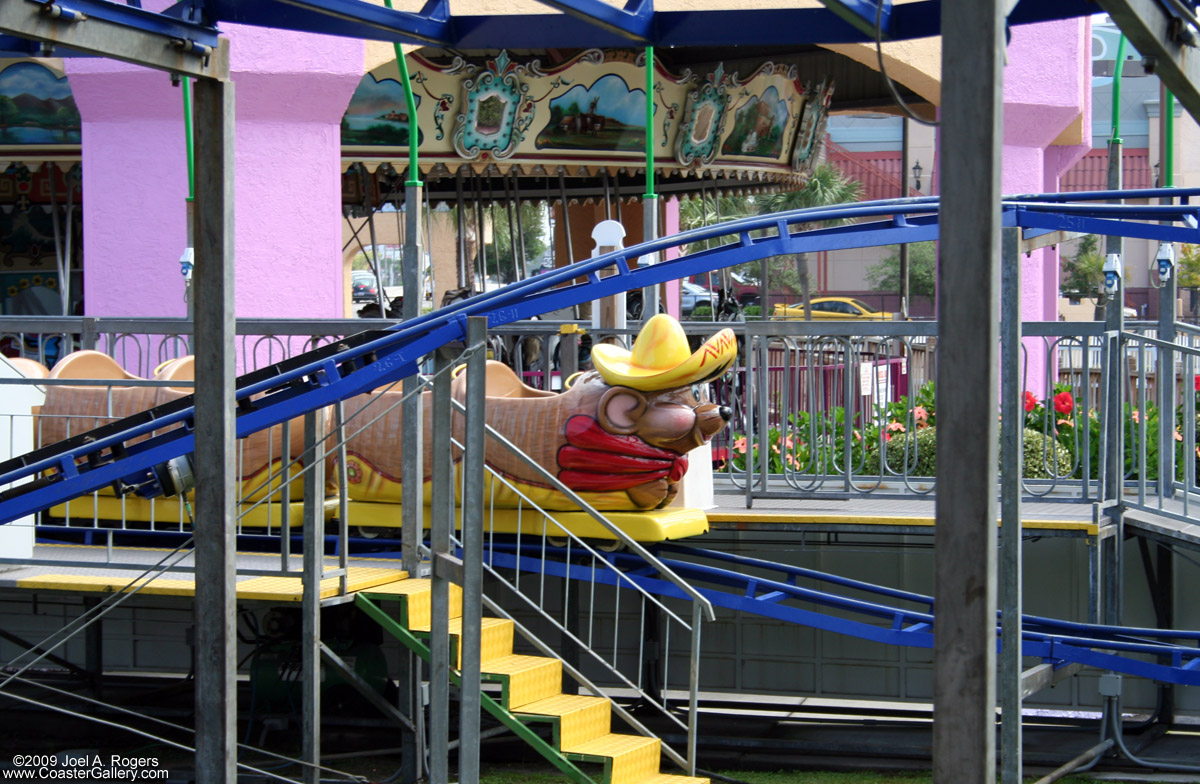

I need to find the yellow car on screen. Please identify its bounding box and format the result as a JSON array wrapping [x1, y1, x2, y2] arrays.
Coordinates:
[[772, 296, 896, 321]]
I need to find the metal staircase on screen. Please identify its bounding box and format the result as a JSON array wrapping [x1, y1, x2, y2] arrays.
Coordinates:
[[356, 579, 709, 784]]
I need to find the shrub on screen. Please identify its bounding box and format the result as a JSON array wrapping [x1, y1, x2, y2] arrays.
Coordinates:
[[1021, 428, 1074, 479], [743, 305, 762, 318], [689, 304, 713, 320], [863, 427, 1072, 478], [864, 427, 937, 477]]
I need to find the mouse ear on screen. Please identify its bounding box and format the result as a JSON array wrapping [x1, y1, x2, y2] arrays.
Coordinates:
[[598, 387, 647, 435]]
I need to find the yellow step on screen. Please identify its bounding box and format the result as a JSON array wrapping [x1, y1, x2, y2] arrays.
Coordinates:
[[422, 616, 514, 669], [364, 578, 461, 628], [636, 775, 711, 784], [564, 733, 661, 784], [481, 653, 562, 710], [516, 694, 612, 749]]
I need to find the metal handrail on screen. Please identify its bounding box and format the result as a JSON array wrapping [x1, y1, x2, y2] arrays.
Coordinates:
[[453, 397, 715, 622]]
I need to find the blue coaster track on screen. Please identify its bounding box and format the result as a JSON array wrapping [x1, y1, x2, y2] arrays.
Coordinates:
[[484, 541, 1200, 687], [1, 188, 1199, 526]]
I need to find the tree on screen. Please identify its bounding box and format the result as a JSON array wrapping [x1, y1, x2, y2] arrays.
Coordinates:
[[758, 164, 864, 318], [1178, 243, 1200, 320], [0, 96, 16, 127], [866, 241, 937, 306], [1060, 234, 1103, 299], [483, 201, 549, 283]]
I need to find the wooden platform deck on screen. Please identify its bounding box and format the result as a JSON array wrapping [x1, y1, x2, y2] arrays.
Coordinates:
[[704, 489, 1101, 536], [0, 543, 406, 602]]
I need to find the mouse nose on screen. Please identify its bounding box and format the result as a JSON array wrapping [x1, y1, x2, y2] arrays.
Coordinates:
[[718, 405, 732, 422]]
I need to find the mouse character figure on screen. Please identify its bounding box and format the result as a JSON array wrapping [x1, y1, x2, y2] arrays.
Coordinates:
[[335, 314, 736, 512], [556, 314, 736, 508]]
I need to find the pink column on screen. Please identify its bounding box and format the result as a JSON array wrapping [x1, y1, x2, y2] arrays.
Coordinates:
[[662, 197, 681, 317], [67, 25, 363, 320], [998, 19, 1092, 395]]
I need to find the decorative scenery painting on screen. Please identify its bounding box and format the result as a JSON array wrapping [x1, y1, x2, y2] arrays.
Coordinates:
[[720, 85, 790, 158], [0, 61, 80, 145], [536, 74, 647, 152], [342, 73, 423, 146]]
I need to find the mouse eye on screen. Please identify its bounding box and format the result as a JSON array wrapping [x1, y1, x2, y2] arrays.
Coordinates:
[[691, 383, 709, 402]]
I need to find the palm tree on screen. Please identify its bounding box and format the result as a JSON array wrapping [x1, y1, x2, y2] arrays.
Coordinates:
[[759, 164, 863, 319]]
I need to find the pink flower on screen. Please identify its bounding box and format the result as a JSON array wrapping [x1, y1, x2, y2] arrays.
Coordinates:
[[1131, 409, 1140, 423], [913, 406, 928, 426], [1176, 430, 1184, 442], [1057, 419, 1073, 428], [733, 437, 747, 455], [887, 421, 906, 433]]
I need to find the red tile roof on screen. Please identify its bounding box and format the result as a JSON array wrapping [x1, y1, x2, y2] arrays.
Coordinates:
[[1060, 148, 1153, 191], [826, 141, 920, 201]]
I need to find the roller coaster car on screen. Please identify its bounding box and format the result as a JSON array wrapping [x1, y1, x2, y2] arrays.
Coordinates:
[[333, 314, 737, 543], [36, 351, 330, 527], [31, 316, 735, 544]]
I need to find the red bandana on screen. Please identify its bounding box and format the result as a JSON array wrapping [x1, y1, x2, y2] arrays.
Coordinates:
[[556, 415, 689, 492]]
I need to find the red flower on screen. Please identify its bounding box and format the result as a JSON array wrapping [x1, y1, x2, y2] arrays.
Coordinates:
[[1024, 391, 1038, 413], [1053, 391, 1074, 416]]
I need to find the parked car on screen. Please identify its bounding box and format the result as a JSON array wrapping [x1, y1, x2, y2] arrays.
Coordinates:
[[773, 296, 896, 321], [680, 281, 718, 315], [352, 271, 379, 303], [689, 271, 761, 306]]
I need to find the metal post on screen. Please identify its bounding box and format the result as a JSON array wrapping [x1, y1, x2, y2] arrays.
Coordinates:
[[1159, 262, 1176, 498], [401, 183, 425, 578], [460, 316, 488, 784], [934, 2, 1002, 783], [302, 409, 325, 784], [399, 179, 428, 783], [643, 195, 660, 319], [1103, 126, 1125, 628], [360, 167, 388, 316], [190, 71, 237, 784], [456, 167, 468, 289], [430, 349, 451, 784], [999, 227, 1023, 784], [83, 597, 102, 698]]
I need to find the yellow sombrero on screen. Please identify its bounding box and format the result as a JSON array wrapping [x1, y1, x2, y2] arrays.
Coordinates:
[[591, 314, 737, 392]]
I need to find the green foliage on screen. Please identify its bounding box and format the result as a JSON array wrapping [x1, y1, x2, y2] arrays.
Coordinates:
[[862, 427, 1071, 478], [864, 426, 938, 477], [743, 305, 762, 318], [689, 304, 713, 320], [1021, 429, 1075, 479], [1179, 243, 1200, 290], [1060, 234, 1104, 299], [758, 165, 864, 310], [866, 242, 938, 305], [483, 202, 549, 282]]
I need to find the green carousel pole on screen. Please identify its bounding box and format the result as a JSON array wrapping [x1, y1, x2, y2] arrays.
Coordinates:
[[380, 12, 429, 784], [642, 46, 659, 319]]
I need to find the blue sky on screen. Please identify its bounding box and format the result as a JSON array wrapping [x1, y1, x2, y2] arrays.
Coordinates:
[[550, 74, 647, 127], [0, 62, 73, 100]]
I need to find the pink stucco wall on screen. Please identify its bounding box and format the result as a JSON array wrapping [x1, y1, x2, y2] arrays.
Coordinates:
[[996, 18, 1091, 393], [66, 25, 363, 319], [663, 197, 681, 316]]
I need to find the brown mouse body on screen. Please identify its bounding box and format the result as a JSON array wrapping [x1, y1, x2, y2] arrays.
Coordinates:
[[337, 315, 736, 511]]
